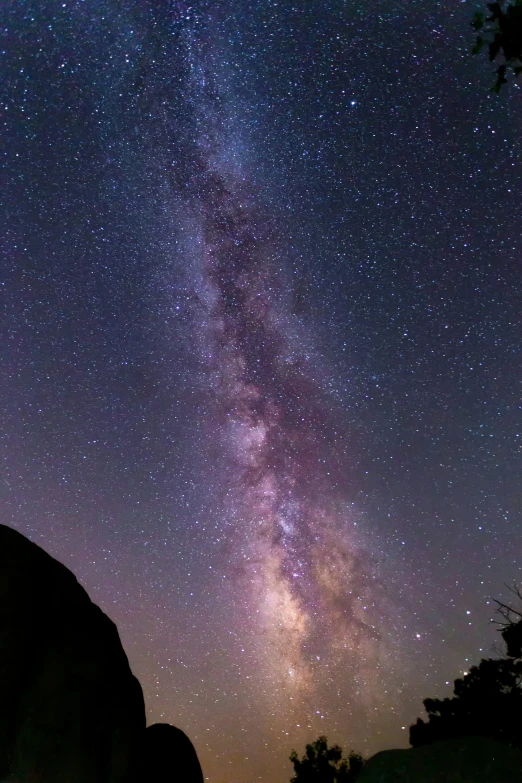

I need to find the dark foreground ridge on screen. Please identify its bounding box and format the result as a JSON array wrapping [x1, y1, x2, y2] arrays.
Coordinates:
[[0, 524, 204, 783], [358, 736, 522, 783]]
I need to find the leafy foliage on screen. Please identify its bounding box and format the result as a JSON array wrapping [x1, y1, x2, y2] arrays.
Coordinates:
[[410, 658, 522, 748], [290, 736, 364, 783], [472, 1, 522, 91], [410, 588, 522, 749]]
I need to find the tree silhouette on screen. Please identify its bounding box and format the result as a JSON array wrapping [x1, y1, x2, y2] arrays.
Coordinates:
[[493, 585, 522, 658], [290, 736, 364, 783], [410, 588, 522, 749], [472, 1, 522, 91]]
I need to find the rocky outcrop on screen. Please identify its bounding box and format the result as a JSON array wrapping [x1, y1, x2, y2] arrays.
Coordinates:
[[0, 523, 146, 783], [139, 723, 204, 783], [358, 736, 522, 783]]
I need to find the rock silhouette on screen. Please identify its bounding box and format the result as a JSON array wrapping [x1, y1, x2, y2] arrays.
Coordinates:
[[139, 723, 205, 783], [0, 523, 146, 782], [357, 736, 522, 783], [0, 524, 204, 783]]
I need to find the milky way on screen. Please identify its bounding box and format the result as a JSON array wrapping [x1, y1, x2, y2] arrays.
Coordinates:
[[148, 15, 390, 720], [199, 136, 380, 695]]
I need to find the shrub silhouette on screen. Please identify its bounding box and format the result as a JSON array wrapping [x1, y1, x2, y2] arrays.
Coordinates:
[[290, 736, 364, 783], [410, 590, 522, 749]]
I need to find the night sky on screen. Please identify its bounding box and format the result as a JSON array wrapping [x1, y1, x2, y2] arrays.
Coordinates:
[[2, 1, 521, 781]]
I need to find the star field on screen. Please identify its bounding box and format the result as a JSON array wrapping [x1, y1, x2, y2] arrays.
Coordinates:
[[1, 1, 521, 782]]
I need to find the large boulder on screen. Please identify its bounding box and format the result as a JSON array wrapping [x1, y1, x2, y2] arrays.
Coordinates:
[[0, 524, 146, 783], [358, 736, 522, 783], [139, 723, 204, 783]]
